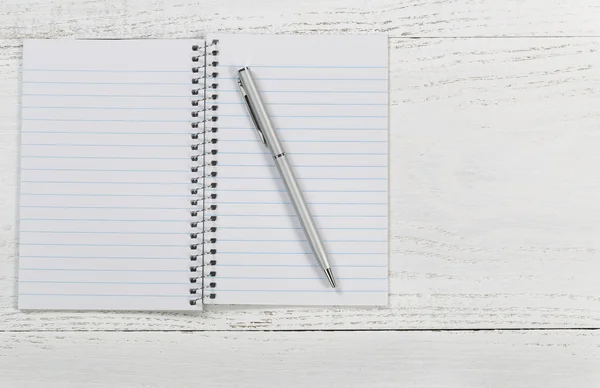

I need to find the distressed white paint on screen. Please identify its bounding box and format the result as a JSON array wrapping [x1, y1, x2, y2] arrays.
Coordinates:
[[2, 330, 600, 387], [2, 0, 600, 38], [1, 1, 600, 385]]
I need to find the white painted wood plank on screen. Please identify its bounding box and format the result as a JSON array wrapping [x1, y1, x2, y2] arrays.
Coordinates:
[[1, 330, 599, 388], [1, 0, 600, 38], [2, 36, 600, 330]]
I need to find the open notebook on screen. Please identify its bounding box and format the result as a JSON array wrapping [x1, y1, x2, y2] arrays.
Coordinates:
[[18, 35, 389, 311]]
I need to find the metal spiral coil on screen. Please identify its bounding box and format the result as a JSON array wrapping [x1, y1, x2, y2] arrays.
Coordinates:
[[189, 39, 219, 306]]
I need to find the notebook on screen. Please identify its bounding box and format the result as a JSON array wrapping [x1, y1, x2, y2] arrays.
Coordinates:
[[18, 34, 389, 311]]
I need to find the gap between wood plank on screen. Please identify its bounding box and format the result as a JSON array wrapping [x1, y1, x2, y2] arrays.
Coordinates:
[[393, 35, 600, 38], [0, 328, 599, 333], [2, 36, 600, 45]]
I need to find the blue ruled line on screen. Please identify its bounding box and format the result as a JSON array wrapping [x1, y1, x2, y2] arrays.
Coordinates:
[[21, 227, 384, 232], [218, 252, 385, 255], [214, 277, 387, 280], [19, 257, 386, 265], [22, 168, 191, 172], [21, 181, 189, 185], [218, 90, 386, 94], [22, 156, 189, 160], [216, 214, 386, 218], [218, 226, 386, 230], [20, 190, 384, 196], [20, 218, 188, 222], [20, 243, 185, 247], [220, 152, 386, 155], [24, 90, 387, 95], [20, 291, 384, 296], [23, 102, 387, 107], [22, 125, 388, 131], [218, 139, 386, 143], [207, 289, 386, 293], [22, 165, 387, 170], [22, 90, 385, 97], [218, 189, 386, 193], [218, 114, 386, 118], [21, 129, 386, 134], [20, 281, 190, 285], [23, 68, 189, 73], [218, 201, 386, 205], [20, 215, 384, 221], [22, 106, 192, 110], [23, 94, 190, 98], [24, 77, 387, 84], [218, 239, 386, 243], [21, 202, 385, 208], [23, 116, 385, 120], [218, 77, 387, 81], [22, 178, 383, 184], [23, 131, 192, 135], [21, 193, 191, 198], [23, 138, 386, 144], [19, 294, 191, 297], [219, 164, 386, 168], [20, 278, 385, 283], [21, 205, 194, 210], [20, 268, 187, 272], [221, 65, 387, 69], [219, 127, 388, 131], [23, 81, 189, 85], [22, 143, 188, 147], [21, 231, 189, 235], [24, 65, 386, 71], [22, 243, 384, 249], [20, 256, 185, 260], [216, 264, 387, 268], [218, 102, 387, 106], [218, 177, 386, 180], [23, 119, 191, 123]]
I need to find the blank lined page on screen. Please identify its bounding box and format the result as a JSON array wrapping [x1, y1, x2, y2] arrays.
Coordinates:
[[207, 34, 388, 305], [19, 40, 200, 311]]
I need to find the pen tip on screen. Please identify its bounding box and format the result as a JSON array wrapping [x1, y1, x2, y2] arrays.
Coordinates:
[[325, 268, 336, 288]]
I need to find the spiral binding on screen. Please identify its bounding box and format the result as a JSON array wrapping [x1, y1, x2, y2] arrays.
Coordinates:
[[189, 39, 219, 306]]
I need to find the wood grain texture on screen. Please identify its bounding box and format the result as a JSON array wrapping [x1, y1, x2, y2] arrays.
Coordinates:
[[1, 330, 600, 387], [2, 35, 600, 330], [3, 2, 600, 385], [2, 0, 600, 39]]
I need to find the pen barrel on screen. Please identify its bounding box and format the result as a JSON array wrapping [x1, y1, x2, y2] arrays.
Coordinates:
[[239, 67, 331, 274], [274, 156, 332, 271]]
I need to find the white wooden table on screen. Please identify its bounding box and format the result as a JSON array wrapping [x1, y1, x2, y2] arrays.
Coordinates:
[[2, 1, 600, 386]]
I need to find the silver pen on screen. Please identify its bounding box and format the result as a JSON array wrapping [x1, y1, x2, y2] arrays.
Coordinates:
[[237, 67, 336, 288]]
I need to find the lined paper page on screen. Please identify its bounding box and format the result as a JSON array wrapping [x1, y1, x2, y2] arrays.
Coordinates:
[[19, 39, 200, 311], [207, 34, 388, 305]]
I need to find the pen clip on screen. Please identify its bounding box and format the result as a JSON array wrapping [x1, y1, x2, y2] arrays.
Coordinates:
[[238, 80, 267, 145]]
